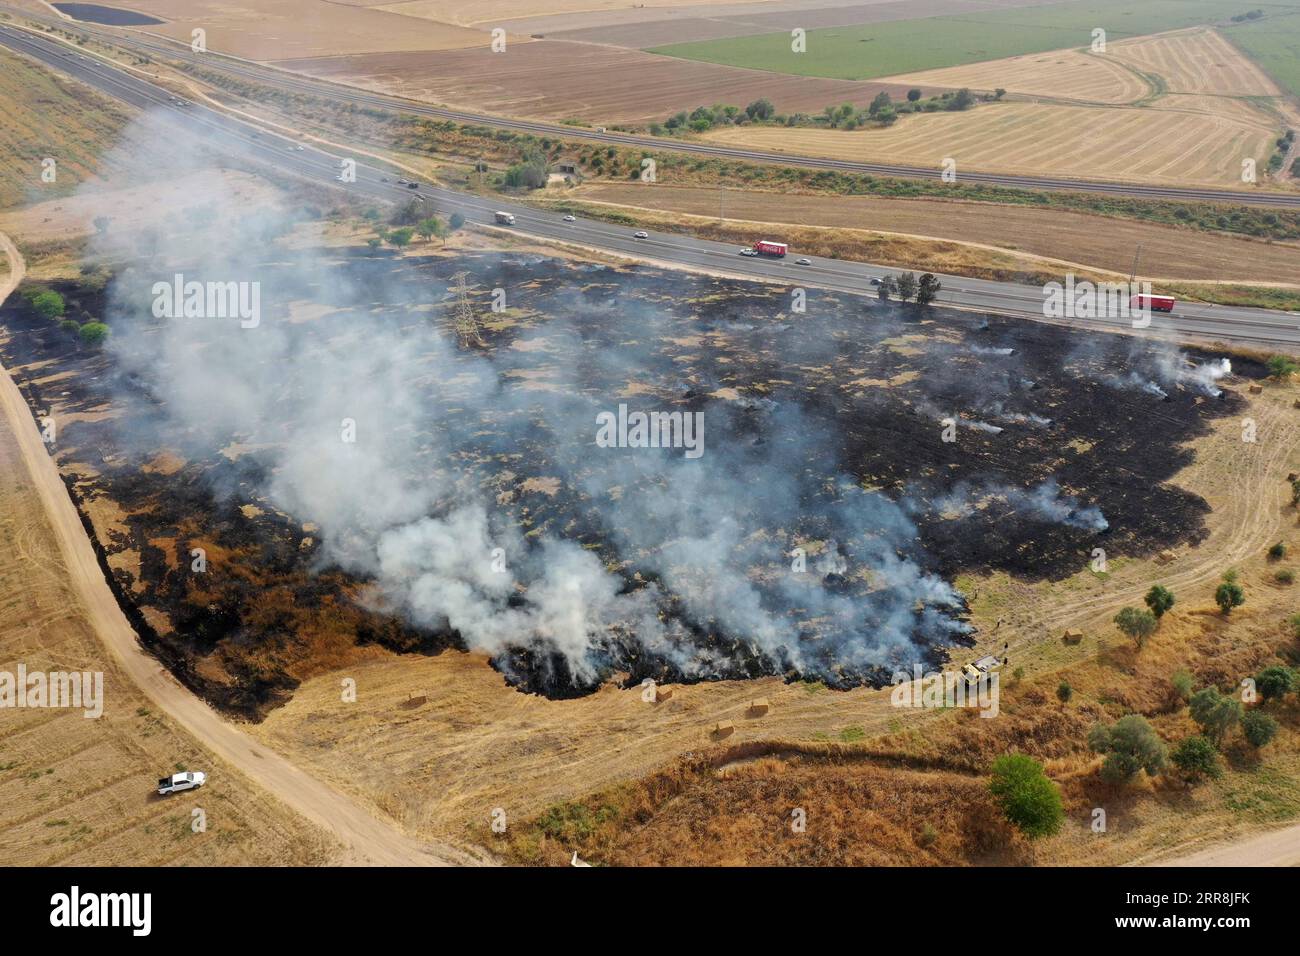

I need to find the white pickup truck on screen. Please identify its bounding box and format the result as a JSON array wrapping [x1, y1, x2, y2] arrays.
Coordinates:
[[157, 771, 206, 796]]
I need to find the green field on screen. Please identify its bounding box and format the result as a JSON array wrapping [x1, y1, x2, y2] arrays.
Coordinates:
[[1224, 9, 1300, 96], [649, 0, 1300, 81]]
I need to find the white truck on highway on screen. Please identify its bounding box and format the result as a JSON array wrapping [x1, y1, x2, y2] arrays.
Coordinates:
[[157, 771, 206, 795], [494, 211, 515, 225]]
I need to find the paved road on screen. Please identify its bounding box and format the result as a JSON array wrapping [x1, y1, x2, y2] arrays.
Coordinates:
[[7, 4, 1300, 210], [3, 23, 1299, 348]]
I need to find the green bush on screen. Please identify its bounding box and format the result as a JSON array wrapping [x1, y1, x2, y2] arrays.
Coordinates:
[[1144, 584, 1175, 618], [1114, 606, 1158, 646], [1170, 736, 1221, 781], [988, 754, 1063, 839], [1255, 666, 1295, 702], [1242, 710, 1277, 748], [1056, 681, 1072, 703], [1088, 715, 1167, 783], [1171, 669, 1194, 703], [77, 322, 109, 346], [1189, 688, 1241, 746]]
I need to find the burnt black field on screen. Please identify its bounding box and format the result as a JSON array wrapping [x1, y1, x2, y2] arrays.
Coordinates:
[[0, 250, 1257, 714]]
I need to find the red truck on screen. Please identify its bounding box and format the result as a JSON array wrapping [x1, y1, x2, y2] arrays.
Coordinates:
[[1130, 293, 1176, 313], [753, 240, 788, 258]]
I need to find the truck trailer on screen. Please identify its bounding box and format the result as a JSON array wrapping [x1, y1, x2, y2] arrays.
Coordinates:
[[753, 240, 788, 257], [1130, 293, 1176, 313], [494, 211, 516, 225]]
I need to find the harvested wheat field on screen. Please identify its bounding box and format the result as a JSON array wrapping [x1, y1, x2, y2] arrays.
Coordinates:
[[704, 97, 1279, 187], [887, 48, 1151, 105], [573, 183, 1300, 285], [282, 40, 927, 124], [113, 0, 485, 60], [1109, 27, 1280, 97], [371, 0, 757, 28], [0, 379, 335, 866]]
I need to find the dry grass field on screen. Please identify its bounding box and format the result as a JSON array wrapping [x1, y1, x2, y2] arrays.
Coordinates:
[[704, 98, 1278, 188], [372, 0, 753, 28], [283, 40, 926, 124], [0, 48, 132, 209], [0, 240, 336, 865], [572, 182, 1300, 286], [110, 0, 485, 60]]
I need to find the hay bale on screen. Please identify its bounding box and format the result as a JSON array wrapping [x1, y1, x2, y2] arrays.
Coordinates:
[[748, 698, 770, 716], [1062, 629, 1083, 645], [712, 720, 734, 738], [1287, 473, 1298, 483], [1249, 384, 1263, 394], [655, 685, 674, 703], [1293, 399, 1300, 409], [1155, 549, 1177, 564]]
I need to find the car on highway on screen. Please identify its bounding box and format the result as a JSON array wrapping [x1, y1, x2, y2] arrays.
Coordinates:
[[633, 231, 649, 239], [870, 277, 882, 286], [739, 249, 758, 257], [563, 215, 576, 222], [796, 258, 812, 265], [407, 182, 420, 189], [397, 179, 409, 185], [157, 771, 206, 796]]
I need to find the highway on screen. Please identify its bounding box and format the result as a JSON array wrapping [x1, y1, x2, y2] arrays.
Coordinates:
[[6, 4, 1300, 210], [2, 22, 1298, 348]]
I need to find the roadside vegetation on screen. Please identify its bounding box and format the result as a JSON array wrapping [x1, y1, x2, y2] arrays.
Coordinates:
[[650, 88, 987, 136]]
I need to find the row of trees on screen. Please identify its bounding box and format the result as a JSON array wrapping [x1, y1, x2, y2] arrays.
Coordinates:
[[369, 206, 464, 253], [1113, 570, 1247, 649], [654, 88, 985, 135], [876, 271, 941, 305]]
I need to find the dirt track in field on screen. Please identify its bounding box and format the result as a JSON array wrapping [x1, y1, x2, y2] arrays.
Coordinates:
[[0, 230, 488, 867]]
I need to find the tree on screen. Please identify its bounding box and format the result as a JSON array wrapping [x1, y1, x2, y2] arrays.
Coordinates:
[[388, 227, 415, 248], [366, 237, 382, 254], [1171, 669, 1194, 703], [1242, 710, 1278, 748], [416, 217, 446, 243], [30, 289, 66, 321], [876, 276, 896, 301], [916, 273, 942, 305], [868, 91, 892, 116], [1215, 579, 1245, 615], [1268, 541, 1286, 560], [1088, 714, 1167, 782], [949, 87, 976, 110], [745, 98, 775, 121], [994, 87, 1007, 100], [1189, 687, 1241, 746], [906, 88, 922, 102], [895, 271, 918, 302], [1114, 606, 1157, 647], [92, 215, 111, 235], [1144, 584, 1175, 618], [988, 754, 1063, 838], [1056, 681, 1072, 703], [449, 212, 465, 231], [504, 148, 550, 190], [874, 107, 898, 126], [1255, 665, 1295, 703], [77, 322, 109, 346], [1170, 736, 1221, 781]]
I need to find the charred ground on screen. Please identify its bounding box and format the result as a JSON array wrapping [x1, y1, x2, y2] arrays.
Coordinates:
[[0, 249, 1256, 715]]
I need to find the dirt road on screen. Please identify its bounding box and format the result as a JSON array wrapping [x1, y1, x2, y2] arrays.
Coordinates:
[[0, 231, 483, 866], [1159, 822, 1300, 867]]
